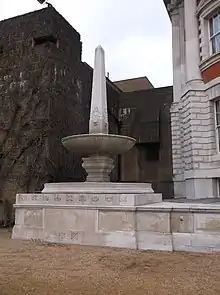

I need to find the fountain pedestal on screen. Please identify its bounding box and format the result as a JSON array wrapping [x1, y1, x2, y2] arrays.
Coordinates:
[[82, 155, 115, 182]]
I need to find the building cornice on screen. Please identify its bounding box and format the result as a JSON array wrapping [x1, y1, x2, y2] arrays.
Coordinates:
[[164, 0, 184, 17]]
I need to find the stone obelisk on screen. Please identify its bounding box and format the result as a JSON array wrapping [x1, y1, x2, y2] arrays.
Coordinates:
[[89, 45, 108, 134], [83, 45, 114, 182]]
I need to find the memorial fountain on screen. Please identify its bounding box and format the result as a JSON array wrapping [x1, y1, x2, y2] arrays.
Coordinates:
[[12, 45, 162, 248], [13, 45, 220, 253]]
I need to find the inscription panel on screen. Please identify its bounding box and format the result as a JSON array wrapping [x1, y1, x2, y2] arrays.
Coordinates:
[[16, 193, 127, 206]]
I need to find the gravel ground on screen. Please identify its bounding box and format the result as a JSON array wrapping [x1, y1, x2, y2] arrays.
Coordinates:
[[1, 230, 220, 295]]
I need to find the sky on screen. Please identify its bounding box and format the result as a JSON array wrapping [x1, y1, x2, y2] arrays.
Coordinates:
[[0, 0, 173, 87]]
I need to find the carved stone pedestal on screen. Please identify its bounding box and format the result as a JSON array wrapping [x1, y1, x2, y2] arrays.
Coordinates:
[[82, 155, 115, 182]]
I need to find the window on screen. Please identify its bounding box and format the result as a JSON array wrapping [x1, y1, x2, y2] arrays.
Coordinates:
[[33, 35, 57, 46], [209, 12, 220, 54], [215, 100, 220, 151], [213, 178, 220, 197]]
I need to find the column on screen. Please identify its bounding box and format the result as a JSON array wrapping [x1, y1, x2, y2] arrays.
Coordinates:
[[179, 3, 186, 90], [170, 7, 182, 102], [184, 0, 201, 83]]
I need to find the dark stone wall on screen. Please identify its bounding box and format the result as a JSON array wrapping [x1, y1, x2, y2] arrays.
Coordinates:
[[0, 6, 121, 221], [119, 86, 173, 199], [0, 8, 60, 219]]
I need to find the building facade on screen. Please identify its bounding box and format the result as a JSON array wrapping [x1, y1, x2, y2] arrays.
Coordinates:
[[165, 0, 220, 199]]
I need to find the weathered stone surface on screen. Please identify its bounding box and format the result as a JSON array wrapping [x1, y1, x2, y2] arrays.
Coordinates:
[[98, 211, 135, 231], [137, 212, 170, 232], [12, 192, 220, 253], [195, 214, 220, 233], [171, 212, 194, 233], [137, 232, 173, 251], [44, 209, 96, 232], [24, 209, 43, 227]]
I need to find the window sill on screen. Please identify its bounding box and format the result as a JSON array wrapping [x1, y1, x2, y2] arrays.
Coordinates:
[[200, 52, 220, 72]]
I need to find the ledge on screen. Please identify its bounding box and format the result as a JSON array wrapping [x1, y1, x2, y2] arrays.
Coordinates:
[[200, 52, 220, 72]]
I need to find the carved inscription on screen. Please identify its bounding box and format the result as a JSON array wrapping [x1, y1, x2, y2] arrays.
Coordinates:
[[70, 231, 79, 240], [66, 194, 76, 203], [43, 195, 50, 202], [92, 196, 99, 203], [58, 232, 66, 240], [79, 195, 86, 203], [120, 195, 128, 203], [54, 195, 61, 202], [105, 195, 113, 202], [19, 195, 28, 202], [31, 195, 38, 201]]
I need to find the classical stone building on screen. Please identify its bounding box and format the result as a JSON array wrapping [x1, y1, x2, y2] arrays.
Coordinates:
[[164, 0, 220, 199], [0, 6, 173, 223]]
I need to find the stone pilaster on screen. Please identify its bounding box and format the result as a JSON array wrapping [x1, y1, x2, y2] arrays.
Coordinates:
[[184, 0, 202, 84], [168, 0, 183, 102]]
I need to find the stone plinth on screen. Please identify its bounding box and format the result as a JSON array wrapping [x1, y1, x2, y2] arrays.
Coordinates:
[[12, 182, 161, 248], [12, 184, 220, 253]]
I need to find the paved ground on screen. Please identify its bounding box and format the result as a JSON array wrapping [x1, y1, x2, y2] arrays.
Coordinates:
[[1, 229, 220, 295]]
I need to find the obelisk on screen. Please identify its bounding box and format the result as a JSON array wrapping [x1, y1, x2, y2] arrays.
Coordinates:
[[89, 45, 108, 134]]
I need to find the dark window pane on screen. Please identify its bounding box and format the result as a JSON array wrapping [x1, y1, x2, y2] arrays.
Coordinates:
[[210, 18, 214, 36], [216, 113, 220, 126], [213, 14, 219, 34], [216, 33, 220, 53], [212, 37, 216, 53], [216, 100, 220, 113]]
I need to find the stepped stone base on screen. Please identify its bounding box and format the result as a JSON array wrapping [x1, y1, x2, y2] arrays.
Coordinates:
[[12, 182, 220, 253]]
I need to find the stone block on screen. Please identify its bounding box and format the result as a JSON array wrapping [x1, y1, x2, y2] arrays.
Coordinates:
[[14, 208, 25, 225], [12, 225, 44, 240], [195, 213, 220, 233], [44, 209, 96, 232], [98, 211, 135, 231], [171, 212, 194, 233], [24, 209, 43, 228], [172, 233, 193, 251], [102, 231, 136, 249], [137, 232, 172, 251], [136, 212, 170, 233]]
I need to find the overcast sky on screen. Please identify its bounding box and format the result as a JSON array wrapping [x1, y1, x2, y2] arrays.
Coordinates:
[[0, 0, 172, 87]]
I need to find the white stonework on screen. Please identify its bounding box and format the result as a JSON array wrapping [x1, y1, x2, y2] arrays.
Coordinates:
[[12, 192, 220, 253], [169, 0, 220, 199], [89, 45, 108, 134]]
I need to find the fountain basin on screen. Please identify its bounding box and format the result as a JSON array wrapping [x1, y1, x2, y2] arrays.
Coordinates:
[[62, 133, 136, 155]]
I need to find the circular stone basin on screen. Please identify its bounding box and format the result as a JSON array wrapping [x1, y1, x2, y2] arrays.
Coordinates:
[[62, 133, 136, 156]]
